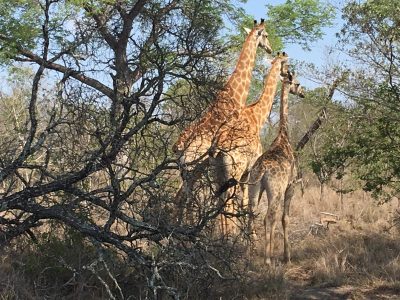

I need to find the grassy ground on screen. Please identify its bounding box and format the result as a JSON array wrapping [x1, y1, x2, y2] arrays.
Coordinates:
[[237, 184, 400, 299], [1, 184, 399, 299]]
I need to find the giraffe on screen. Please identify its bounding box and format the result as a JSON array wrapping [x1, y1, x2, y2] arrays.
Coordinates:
[[173, 19, 272, 225], [210, 52, 292, 235], [247, 68, 304, 264], [172, 19, 272, 172]]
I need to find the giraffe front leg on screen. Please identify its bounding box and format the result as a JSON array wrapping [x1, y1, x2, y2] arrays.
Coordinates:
[[239, 182, 249, 239], [175, 184, 185, 225], [216, 188, 228, 237], [218, 189, 234, 238], [175, 177, 193, 226], [211, 152, 229, 237], [219, 212, 227, 236], [240, 171, 250, 210]]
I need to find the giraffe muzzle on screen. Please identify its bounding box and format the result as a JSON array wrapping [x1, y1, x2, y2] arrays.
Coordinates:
[[298, 88, 305, 98]]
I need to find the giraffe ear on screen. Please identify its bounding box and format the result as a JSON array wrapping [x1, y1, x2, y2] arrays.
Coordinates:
[[243, 27, 252, 35]]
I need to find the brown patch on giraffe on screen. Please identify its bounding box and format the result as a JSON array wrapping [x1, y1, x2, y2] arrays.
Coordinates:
[[234, 90, 242, 101], [237, 86, 245, 96]]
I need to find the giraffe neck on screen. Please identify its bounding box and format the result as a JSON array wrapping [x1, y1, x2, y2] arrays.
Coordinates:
[[224, 29, 259, 107], [278, 78, 290, 137], [173, 27, 262, 154], [247, 78, 291, 185], [253, 58, 283, 130]]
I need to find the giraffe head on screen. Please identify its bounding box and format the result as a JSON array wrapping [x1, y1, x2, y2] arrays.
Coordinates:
[[277, 55, 305, 98], [277, 52, 290, 76], [244, 19, 273, 54], [265, 51, 289, 75], [287, 70, 305, 98]]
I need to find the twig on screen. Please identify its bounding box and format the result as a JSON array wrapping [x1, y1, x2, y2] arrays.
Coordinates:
[[84, 261, 117, 300]]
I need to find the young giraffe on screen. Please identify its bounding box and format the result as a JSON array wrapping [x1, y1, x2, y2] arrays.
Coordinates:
[[211, 52, 291, 235], [172, 19, 272, 172], [247, 68, 304, 264]]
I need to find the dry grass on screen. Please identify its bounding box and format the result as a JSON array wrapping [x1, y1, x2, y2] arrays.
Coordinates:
[[239, 181, 400, 299], [1, 182, 399, 299], [0, 260, 35, 300], [0, 231, 125, 300]]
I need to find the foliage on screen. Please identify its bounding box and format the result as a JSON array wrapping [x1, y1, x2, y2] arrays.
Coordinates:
[[229, 0, 336, 53], [0, 0, 41, 61], [315, 0, 400, 200], [341, 0, 400, 42], [320, 83, 400, 199], [266, 0, 336, 50]]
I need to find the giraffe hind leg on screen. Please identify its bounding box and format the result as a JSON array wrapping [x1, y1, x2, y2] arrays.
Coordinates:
[[212, 152, 234, 236], [263, 175, 281, 266], [263, 197, 279, 265], [282, 183, 295, 263], [247, 181, 262, 255], [248, 181, 261, 238], [268, 206, 279, 266]]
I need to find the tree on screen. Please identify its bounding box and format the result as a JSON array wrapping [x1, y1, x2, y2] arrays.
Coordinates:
[[0, 1, 247, 297], [314, 0, 400, 201], [266, 0, 335, 50], [0, 0, 337, 297], [286, 64, 354, 202]]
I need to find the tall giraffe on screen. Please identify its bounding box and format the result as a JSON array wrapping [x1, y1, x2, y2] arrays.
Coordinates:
[[172, 20, 272, 225], [211, 53, 292, 235], [247, 68, 304, 264], [172, 19, 272, 172]]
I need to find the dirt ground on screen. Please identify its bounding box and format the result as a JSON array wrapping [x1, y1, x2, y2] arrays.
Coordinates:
[[291, 285, 400, 300]]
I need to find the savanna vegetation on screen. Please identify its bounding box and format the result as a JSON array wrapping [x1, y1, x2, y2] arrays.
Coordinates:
[[0, 0, 399, 299]]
